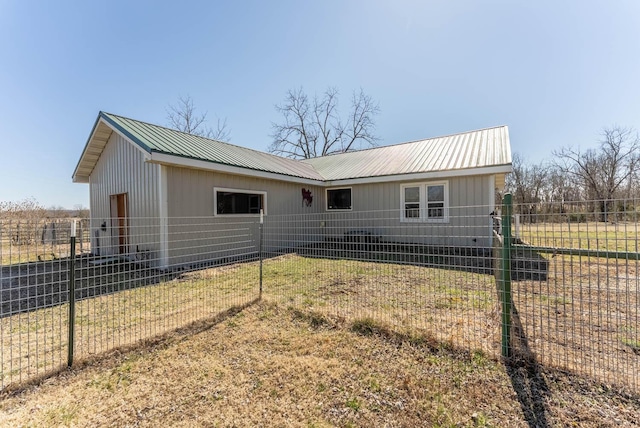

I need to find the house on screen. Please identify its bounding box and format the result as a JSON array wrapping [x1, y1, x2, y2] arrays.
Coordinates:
[[73, 112, 512, 268]]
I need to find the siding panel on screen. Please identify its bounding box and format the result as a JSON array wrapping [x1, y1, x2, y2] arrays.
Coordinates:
[[337, 175, 493, 247], [165, 167, 326, 264], [89, 133, 160, 258], [162, 169, 496, 264]]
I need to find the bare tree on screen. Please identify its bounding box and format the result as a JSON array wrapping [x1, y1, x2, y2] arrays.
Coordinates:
[[505, 153, 548, 222], [269, 87, 380, 159], [553, 126, 640, 221], [167, 95, 230, 141], [543, 165, 583, 216], [73, 204, 90, 219], [47, 205, 69, 218]]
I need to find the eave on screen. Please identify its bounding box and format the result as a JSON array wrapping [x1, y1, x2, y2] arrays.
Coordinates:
[[147, 152, 326, 186]]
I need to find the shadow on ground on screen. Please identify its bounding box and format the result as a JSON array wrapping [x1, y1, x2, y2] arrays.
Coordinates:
[[506, 304, 551, 428]]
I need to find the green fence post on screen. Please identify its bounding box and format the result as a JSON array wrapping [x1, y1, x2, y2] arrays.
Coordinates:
[[500, 194, 513, 358], [67, 220, 77, 367], [259, 210, 263, 300]]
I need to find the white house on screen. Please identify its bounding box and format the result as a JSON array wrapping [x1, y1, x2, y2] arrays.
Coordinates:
[[73, 112, 512, 268]]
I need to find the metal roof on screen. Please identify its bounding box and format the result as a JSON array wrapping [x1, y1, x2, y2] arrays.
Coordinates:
[[302, 126, 512, 181], [73, 112, 511, 184], [73, 112, 324, 183]]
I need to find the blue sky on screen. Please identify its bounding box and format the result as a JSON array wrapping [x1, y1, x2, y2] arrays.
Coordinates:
[[1, 0, 639, 208]]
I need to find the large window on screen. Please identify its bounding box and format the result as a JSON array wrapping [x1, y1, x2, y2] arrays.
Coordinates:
[[214, 187, 266, 215], [327, 188, 352, 210], [400, 181, 449, 222]]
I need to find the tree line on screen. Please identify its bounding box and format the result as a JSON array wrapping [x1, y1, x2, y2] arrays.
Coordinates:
[[505, 126, 640, 222], [0, 199, 89, 246], [0, 198, 89, 221]]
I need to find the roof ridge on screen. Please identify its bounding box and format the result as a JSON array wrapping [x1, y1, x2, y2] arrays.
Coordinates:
[[301, 124, 509, 161]]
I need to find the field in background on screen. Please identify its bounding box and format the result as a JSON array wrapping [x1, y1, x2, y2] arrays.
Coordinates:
[[0, 219, 90, 265], [517, 221, 640, 253]]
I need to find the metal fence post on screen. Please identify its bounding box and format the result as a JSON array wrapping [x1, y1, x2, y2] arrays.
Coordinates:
[[259, 210, 264, 300], [67, 220, 77, 367], [501, 194, 513, 358]]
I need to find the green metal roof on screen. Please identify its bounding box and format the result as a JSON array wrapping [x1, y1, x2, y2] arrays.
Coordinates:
[[302, 125, 512, 180], [73, 111, 512, 184], [102, 112, 325, 180]]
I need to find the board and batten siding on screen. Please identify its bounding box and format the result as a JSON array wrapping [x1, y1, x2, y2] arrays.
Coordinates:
[[164, 167, 326, 265], [89, 133, 160, 258]]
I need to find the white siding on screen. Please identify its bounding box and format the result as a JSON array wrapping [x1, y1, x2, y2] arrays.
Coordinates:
[[162, 168, 495, 265], [318, 175, 494, 247], [164, 167, 326, 265], [89, 133, 160, 258], [89, 139, 497, 267]]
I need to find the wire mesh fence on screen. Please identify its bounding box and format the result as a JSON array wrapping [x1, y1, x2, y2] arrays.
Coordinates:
[[1, 217, 260, 389], [261, 207, 500, 359], [507, 198, 639, 393], [1, 200, 638, 394]]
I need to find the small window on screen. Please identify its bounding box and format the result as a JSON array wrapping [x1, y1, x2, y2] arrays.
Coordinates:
[[214, 188, 266, 215], [327, 188, 352, 210], [400, 181, 449, 222]]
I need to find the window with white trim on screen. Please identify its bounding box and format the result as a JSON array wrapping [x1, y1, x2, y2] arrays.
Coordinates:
[[214, 187, 266, 215], [400, 181, 449, 222], [326, 188, 352, 210]]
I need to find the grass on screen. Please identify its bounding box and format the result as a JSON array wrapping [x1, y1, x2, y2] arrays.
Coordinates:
[[3, 252, 639, 393], [0, 236, 91, 266], [2, 253, 500, 391], [0, 302, 638, 427], [619, 326, 640, 353], [1, 259, 260, 386], [1, 248, 639, 423], [518, 221, 640, 253]]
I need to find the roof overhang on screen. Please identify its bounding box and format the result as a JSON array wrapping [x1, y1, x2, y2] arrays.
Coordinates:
[[148, 152, 326, 186], [324, 164, 513, 186], [72, 113, 153, 183], [72, 116, 115, 183], [149, 152, 511, 187]]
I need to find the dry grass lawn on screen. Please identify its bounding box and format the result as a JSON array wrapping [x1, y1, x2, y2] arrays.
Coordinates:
[[1, 302, 639, 427]]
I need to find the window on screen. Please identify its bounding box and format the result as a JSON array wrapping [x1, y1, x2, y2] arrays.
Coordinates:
[[327, 188, 352, 210], [400, 181, 449, 222], [214, 187, 266, 215], [404, 186, 420, 218], [427, 184, 445, 219]]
